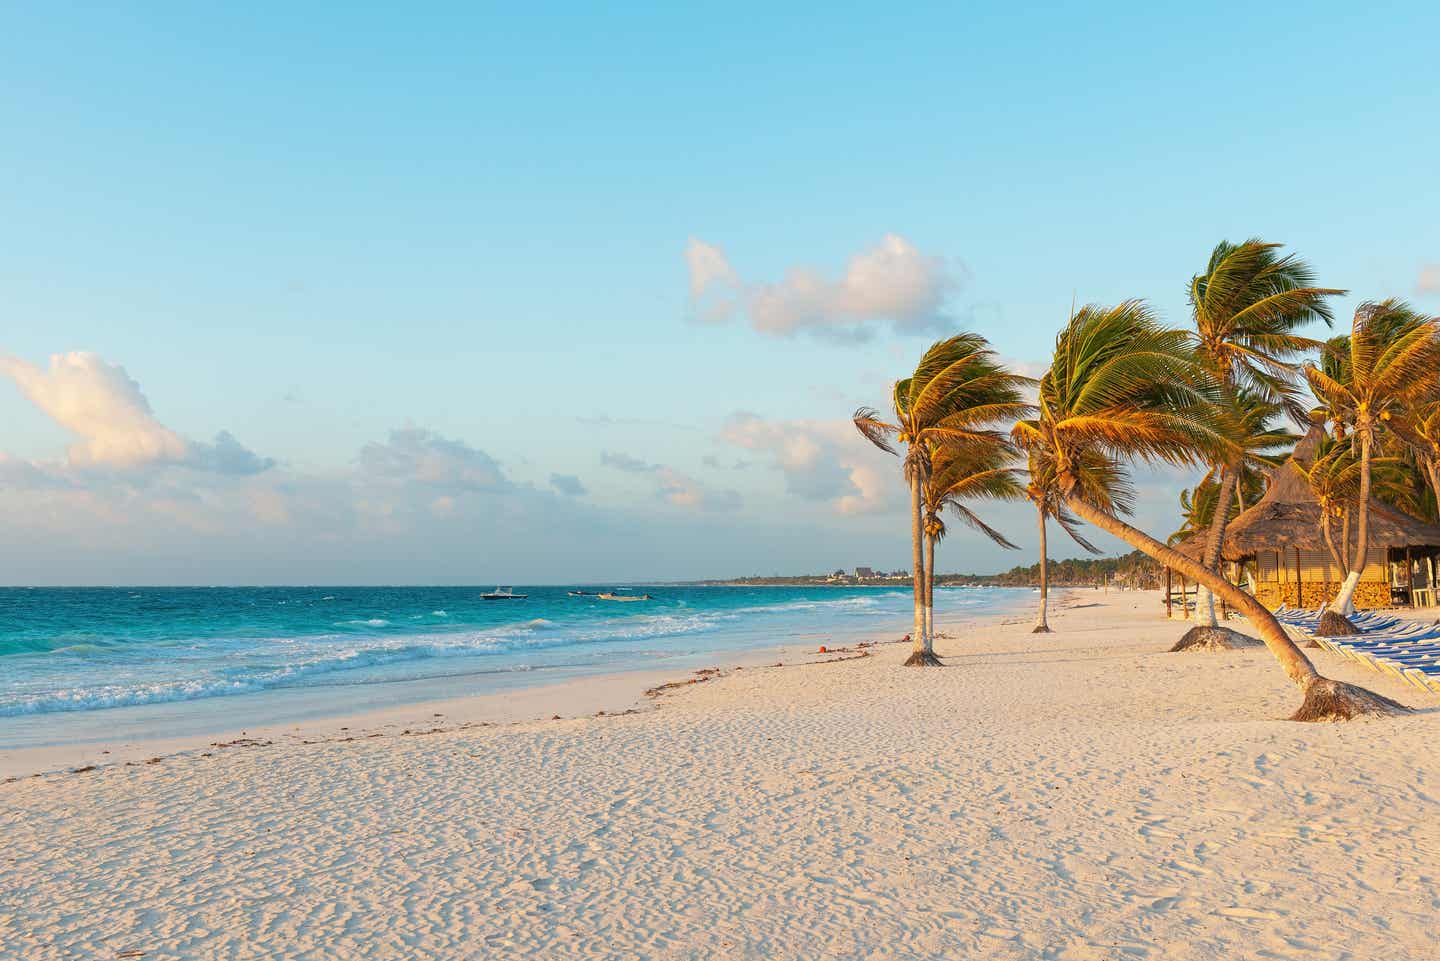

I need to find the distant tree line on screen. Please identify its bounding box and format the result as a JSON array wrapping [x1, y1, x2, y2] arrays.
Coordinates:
[[942, 550, 1162, 589]]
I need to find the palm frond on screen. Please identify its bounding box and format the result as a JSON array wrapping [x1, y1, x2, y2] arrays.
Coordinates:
[[852, 407, 899, 455], [945, 503, 1020, 550]]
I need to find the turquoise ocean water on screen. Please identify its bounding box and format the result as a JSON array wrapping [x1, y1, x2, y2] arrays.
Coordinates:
[[0, 585, 1026, 748]]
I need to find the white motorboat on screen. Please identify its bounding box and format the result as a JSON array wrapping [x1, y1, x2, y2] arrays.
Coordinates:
[[481, 587, 528, 601]]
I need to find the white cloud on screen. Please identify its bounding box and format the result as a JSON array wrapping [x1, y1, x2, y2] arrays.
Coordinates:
[[1420, 264, 1440, 294], [600, 450, 659, 473], [720, 411, 897, 514], [654, 468, 741, 512], [1, 351, 189, 469], [702, 455, 750, 470], [191, 430, 277, 475], [685, 238, 742, 324], [359, 427, 509, 492], [550, 473, 588, 496], [602, 448, 740, 511], [0, 351, 272, 474], [686, 235, 959, 339]]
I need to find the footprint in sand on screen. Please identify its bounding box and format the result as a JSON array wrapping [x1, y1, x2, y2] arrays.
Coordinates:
[[981, 926, 1022, 940], [1216, 906, 1282, 921]]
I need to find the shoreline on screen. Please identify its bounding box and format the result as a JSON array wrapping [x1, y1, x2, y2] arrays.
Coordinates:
[[0, 591, 1045, 780], [0, 638, 887, 781]]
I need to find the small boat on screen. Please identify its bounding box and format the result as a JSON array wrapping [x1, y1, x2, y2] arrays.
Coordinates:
[[481, 587, 527, 601], [568, 590, 594, 597], [598, 592, 652, 602]]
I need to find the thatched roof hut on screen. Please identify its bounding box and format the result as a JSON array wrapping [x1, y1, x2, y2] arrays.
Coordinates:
[[1179, 459, 1440, 562], [1172, 425, 1440, 610]]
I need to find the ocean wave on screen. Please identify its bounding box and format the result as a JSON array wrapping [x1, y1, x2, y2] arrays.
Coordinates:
[[0, 586, 972, 718], [724, 593, 900, 616], [0, 635, 127, 657], [0, 611, 731, 717]]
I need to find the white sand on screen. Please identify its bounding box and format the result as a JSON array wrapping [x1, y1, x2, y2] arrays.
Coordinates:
[[4, 591, 1439, 960]]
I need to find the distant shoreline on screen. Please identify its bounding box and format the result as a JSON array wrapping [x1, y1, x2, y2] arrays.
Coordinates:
[[701, 549, 1164, 590], [688, 577, 1114, 588]]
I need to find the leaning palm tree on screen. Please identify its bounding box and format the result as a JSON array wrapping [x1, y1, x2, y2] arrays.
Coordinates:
[[1304, 300, 1440, 631], [1025, 449, 1107, 632], [1014, 299, 1405, 720], [1186, 240, 1341, 632], [855, 333, 1033, 665], [921, 441, 1026, 639]]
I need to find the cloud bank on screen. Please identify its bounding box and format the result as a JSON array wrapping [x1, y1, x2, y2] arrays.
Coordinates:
[[686, 235, 959, 340], [0, 348, 1175, 584]]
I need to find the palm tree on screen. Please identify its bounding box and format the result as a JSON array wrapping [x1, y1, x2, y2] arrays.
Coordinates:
[[855, 333, 1033, 665], [1304, 300, 1440, 629], [1300, 432, 1423, 577], [1186, 241, 1341, 630], [1025, 450, 1106, 633], [921, 441, 1026, 639], [1395, 399, 1440, 515], [1169, 473, 1220, 546], [1177, 389, 1298, 646], [1299, 436, 1360, 577], [1014, 299, 1405, 720]]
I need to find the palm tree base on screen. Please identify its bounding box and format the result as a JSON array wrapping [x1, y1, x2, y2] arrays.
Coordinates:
[[1031, 624, 1053, 634], [902, 649, 945, 667], [1316, 611, 1362, 636], [1290, 677, 1410, 722], [1170, 625, 1261, 652]]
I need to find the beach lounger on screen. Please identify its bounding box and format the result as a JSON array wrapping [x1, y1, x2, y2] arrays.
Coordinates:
[[1401, 667, 1440, 693], [1277, 616, 1440, 697], [1333, 629, 1440, 647]]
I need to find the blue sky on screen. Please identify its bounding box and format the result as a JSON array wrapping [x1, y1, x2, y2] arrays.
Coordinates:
[[1, 2, 1438, 583]]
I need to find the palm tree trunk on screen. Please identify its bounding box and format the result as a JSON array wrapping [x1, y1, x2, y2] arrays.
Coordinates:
[[1033, 503, 1052, 633], [1331, 429, 1372, 618], [905, 471, 939, 666], [1176, 468, 1246, 648], [1341, 509, 1352, 574], [1060, 491, 1405, 720], [1193, 468, 1236, 628], [1352, 428, 1374, 576], [1322, 509, 1344, 574], [924, 531, 936, 648]]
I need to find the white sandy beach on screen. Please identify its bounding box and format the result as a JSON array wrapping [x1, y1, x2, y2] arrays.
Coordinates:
[[4, 591, 1439, 960]]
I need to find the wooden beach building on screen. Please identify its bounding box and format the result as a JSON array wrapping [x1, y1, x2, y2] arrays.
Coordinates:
[[1172, 433, 1440, 612]]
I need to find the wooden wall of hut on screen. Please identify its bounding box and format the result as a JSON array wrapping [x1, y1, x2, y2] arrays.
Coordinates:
[[1251, 547, 1391, 609]]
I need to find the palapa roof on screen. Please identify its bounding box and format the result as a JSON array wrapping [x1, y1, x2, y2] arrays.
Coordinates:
[[1174, 426, 1440, 563]]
